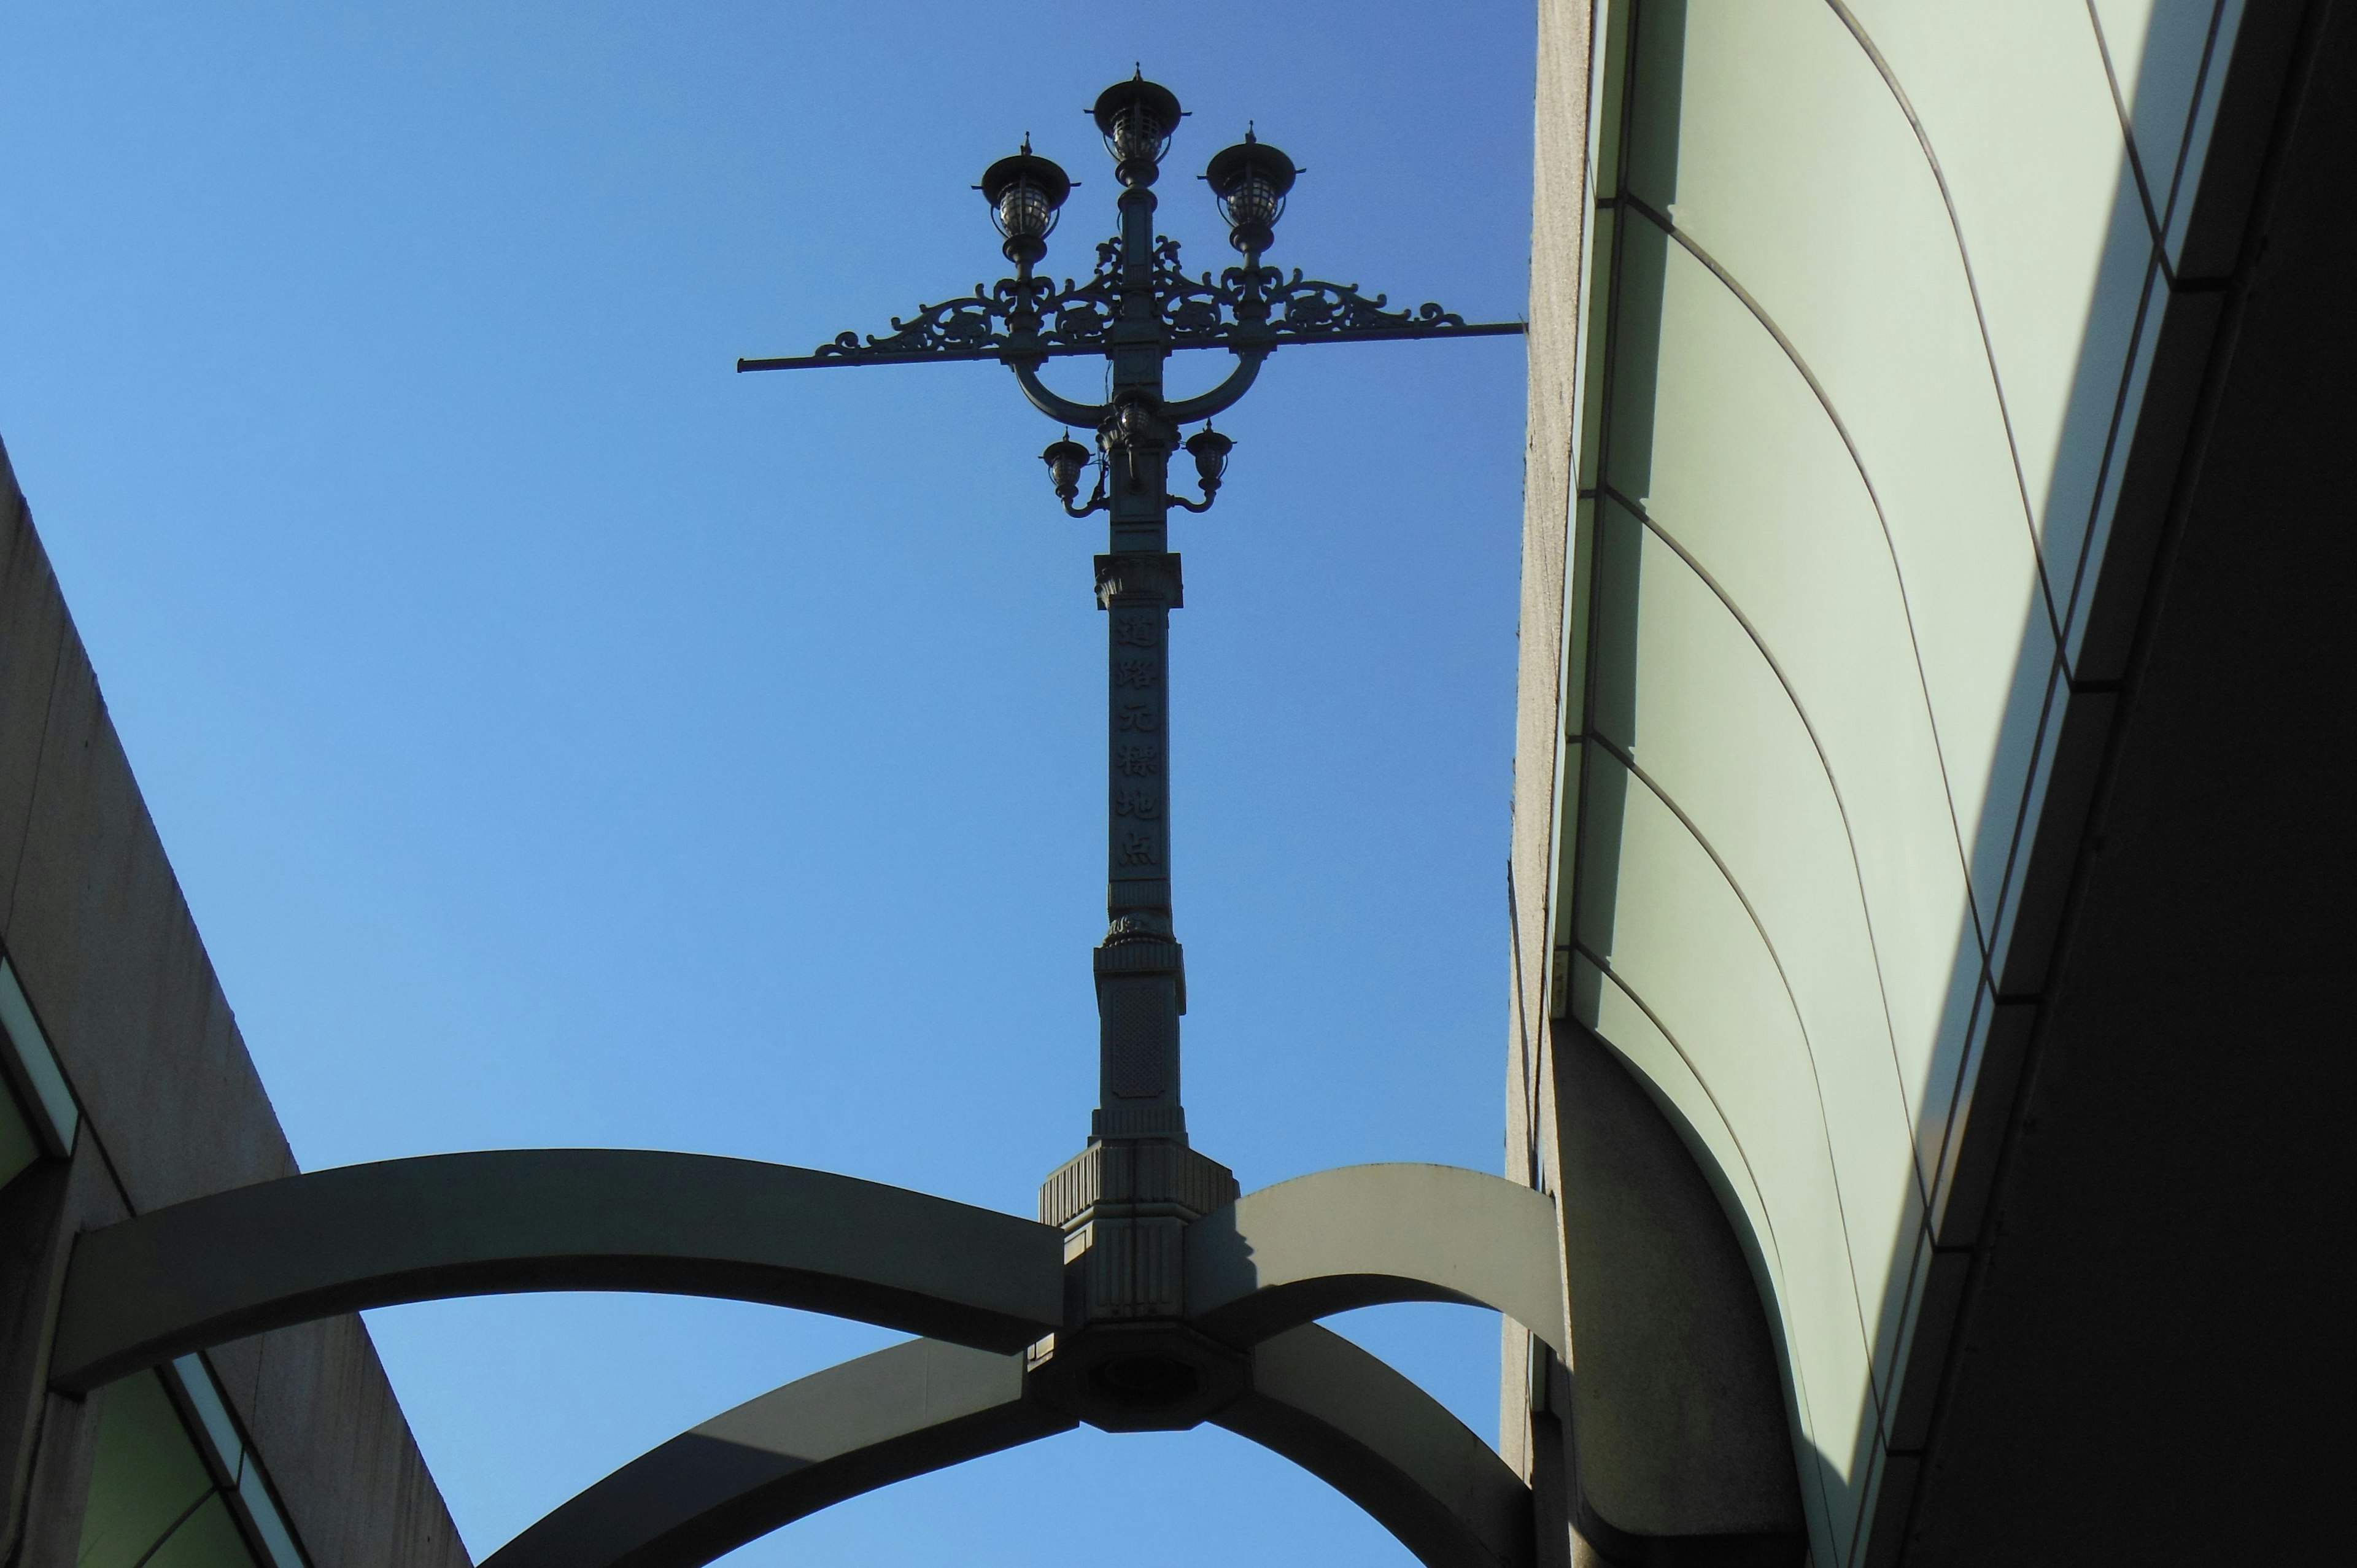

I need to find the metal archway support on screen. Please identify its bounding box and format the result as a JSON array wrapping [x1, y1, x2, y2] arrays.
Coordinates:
[[52, 1156, 1558, 1393], [49, 1153, 1559, 1568], [487, 1326, 1530, 1568], [483, 1339, 1069, 1568], [48, 1151, 1065, 1392], [1217, 1325, 1533, 1568], [1186, 1164, 1565, 1356]]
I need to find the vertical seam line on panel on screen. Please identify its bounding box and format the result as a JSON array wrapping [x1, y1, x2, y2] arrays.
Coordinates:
[[2158, 1, 2234, 261], [1614, 195, 1992, 978], [1601, 482, 1925, 1200], [2084, 0, 2170, 249], [1819, 0, 2069, 658], [1574, 948, 1838, 1541], [1588, 738, 1884, 1396], [2057, 258, 2165, 665]]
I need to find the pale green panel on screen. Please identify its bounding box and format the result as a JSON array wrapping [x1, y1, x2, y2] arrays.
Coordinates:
[[1620, 525, 1925, 1409], [1577, 953, 1840, 1563], [1582, 760, 1877, 1523], [1628, 244, 1980, 1181], [1621, 0, 2046, 938], [1842, 0, 2154, 604], [2088, 0, 2232, 229], [145, 1497, 258, 1568], [1575, 207, 1616, 493], [77, 1375, 217, 1568], [1593, 0, 1634, 200], [0, 1083, 38, 1193], [1563, 498, 1597, 738]]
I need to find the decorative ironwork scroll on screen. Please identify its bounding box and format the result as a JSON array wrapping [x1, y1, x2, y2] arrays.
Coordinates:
[[739, 234, 1518, 372]]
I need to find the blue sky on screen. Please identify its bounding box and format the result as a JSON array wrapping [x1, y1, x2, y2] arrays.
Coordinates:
[[0, 4, 1535, 1562]]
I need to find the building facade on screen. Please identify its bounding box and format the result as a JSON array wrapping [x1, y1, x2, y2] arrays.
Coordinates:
[[1504, 2, 2346, 1564], [0, 441, 466, 1568]]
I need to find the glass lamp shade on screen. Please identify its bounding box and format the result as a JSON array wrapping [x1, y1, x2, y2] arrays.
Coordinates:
[[1182, 427, 1233, 487], [1042, 436, 1093, 500], [1204, 131, 1297, 254], [980, 146, 1072, 264], [1091, 72, 1183, 182]]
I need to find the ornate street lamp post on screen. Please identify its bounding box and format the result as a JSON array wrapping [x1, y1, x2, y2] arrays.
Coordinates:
[[739, 73, 1522, 1424], [45, 75, 1557, 1568]]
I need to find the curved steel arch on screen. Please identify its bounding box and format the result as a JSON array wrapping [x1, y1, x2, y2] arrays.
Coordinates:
[[50, 1150, 1064, 1392], [1186, 1164, 1565, 1356], [486, 1326, 1531, 1568], [1217, 1325, 1533, 1568], [484, 1339, 1068, 1568]]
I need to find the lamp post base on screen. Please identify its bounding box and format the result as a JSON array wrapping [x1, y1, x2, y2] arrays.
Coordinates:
[[1024, 1321, 1251, 1432], [1035, 1134, 1242, 1429]]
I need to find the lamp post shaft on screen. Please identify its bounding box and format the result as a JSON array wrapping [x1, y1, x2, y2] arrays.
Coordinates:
[[1091, 181, 1187, 1144]]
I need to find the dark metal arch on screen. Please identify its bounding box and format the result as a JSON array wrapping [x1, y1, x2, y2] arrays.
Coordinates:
[[486, 1326, 1531, 1568], [1186, 1164, 1565, 1356], [1218, 1325, 1533, 1568], [50, 1150, 1064, 1393], [483, 1339, 1069, 1568]]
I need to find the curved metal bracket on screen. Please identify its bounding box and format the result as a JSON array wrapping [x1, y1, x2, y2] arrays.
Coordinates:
[[48, 1150, 1064, 1392], [1186, 1164, 1565, 1356], [1009, 349, 1265, 430], [482, 1338, 1070, 1568], [1007, 360, 1110, 427], [484, 1325, 1529, 1568], [1163, 350, 1268, 426]]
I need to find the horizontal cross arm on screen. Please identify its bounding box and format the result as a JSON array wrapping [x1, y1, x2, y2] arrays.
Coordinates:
[[1268, 320, 1527, 346], [737, 342, 1109, 373], [737, 319, 1523, 374]]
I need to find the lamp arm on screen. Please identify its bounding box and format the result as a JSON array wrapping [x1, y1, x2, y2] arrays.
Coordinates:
[[1163, 348, 1268, 425], [1007, 359, 1111, 427], [1066, 464, 1111, 518]]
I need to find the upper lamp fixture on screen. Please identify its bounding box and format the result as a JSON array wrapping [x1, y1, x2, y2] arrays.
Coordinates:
[[1093, 68, 1183, 185], [979, 138, 1072, 267], [1204, 126, 1296, 255]]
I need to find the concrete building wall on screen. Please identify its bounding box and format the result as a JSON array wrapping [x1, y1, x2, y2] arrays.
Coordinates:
[[0, 433, 468, 1568], [1506, 3, 2268, 1563]]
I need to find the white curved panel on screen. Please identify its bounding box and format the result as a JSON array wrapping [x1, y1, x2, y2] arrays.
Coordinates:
[[1611, 513, 1923, 1395], [1576, 757, 1875, 1507], [1627, 241, 1979, 1176], [1841, 0, 2154, 590], [1615, 0, 2048, 958]]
